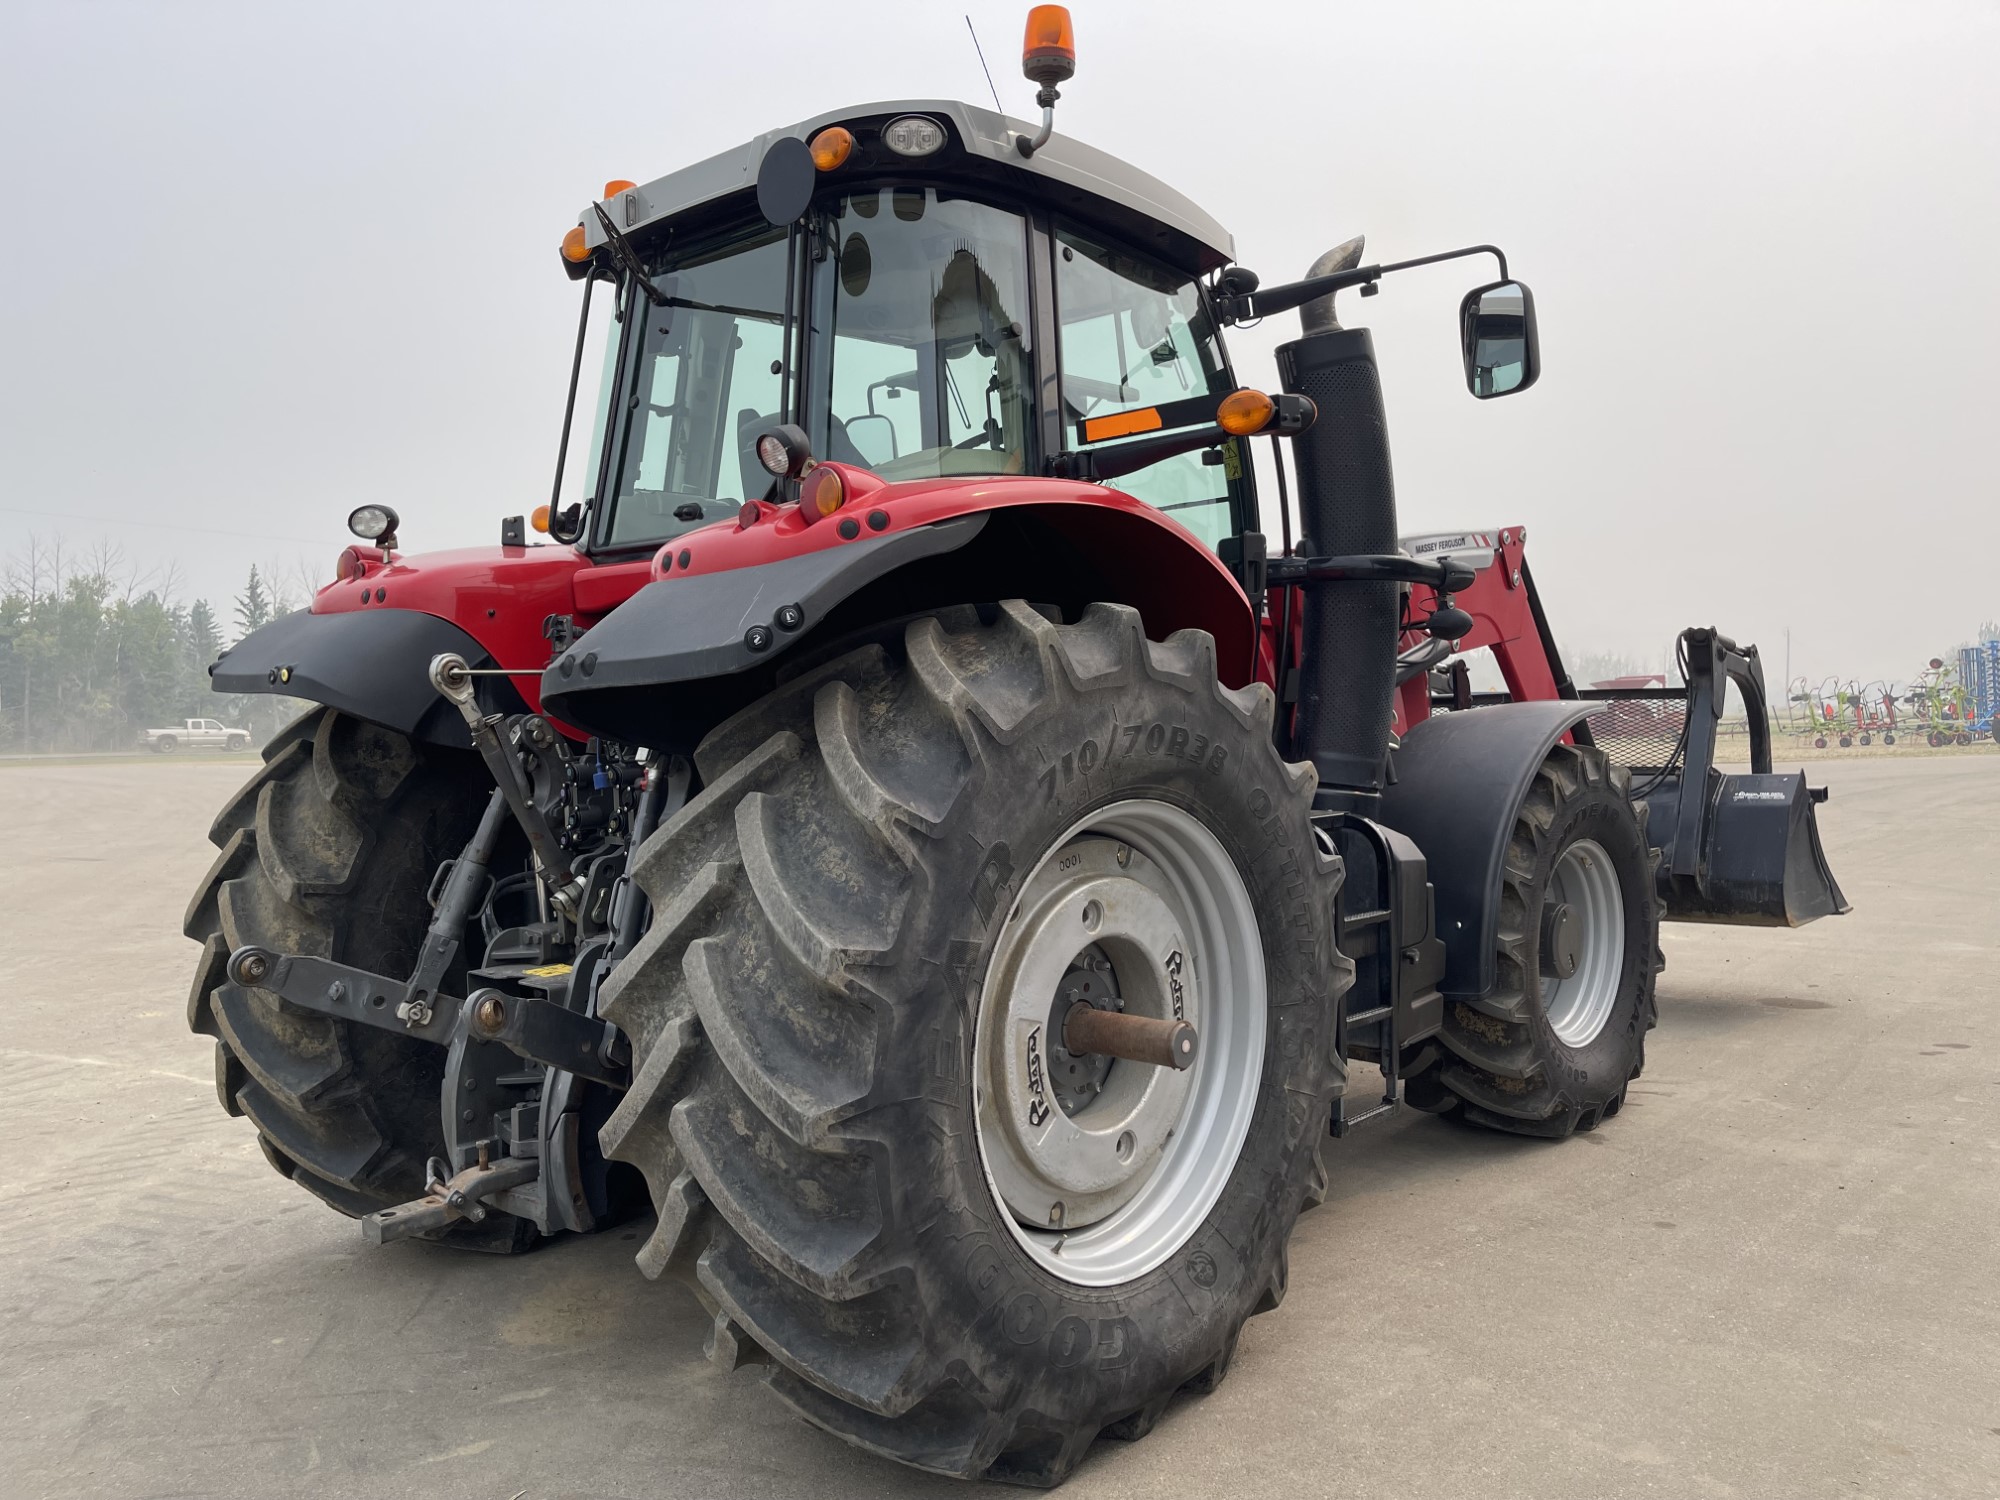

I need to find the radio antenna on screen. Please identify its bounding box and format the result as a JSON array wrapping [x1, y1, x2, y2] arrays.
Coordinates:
[[965, 15, 1005, 114]]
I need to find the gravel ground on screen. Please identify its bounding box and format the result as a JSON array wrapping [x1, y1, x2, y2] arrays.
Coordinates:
[[1, 753, 1994, 1500]]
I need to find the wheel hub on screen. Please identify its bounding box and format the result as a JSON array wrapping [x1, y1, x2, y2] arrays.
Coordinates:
[[980, 840, 1197, 1232], [1539, 838, 1625, 1047], [972, 800, 1266, 1286]]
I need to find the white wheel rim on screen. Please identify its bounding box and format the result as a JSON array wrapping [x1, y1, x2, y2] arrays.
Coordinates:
[[1540, 838, 1625, 1048], [972, 799, 1265, 1287]]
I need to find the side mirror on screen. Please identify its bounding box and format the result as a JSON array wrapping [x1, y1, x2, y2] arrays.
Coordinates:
[[1460, 280, 1539, 398], [844, 413, 899, 468]]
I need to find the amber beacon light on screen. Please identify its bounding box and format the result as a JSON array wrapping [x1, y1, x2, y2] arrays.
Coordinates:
[[1021, 6, 1076, 84]]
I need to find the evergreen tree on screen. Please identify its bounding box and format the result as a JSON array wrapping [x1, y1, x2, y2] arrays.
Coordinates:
[[234, 565, 272, 645]]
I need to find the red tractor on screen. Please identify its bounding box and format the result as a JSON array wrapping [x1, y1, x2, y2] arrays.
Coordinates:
[[190, 11, 1846, 1485]]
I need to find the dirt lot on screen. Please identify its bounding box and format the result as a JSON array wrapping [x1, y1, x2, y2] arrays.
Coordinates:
[[1, 754, 1995, 1499]]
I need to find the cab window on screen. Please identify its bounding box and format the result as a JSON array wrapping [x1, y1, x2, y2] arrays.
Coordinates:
[[601, 225, 789, 548], [1054, 226, 1241, 547], [811, 189, 1033, 480]]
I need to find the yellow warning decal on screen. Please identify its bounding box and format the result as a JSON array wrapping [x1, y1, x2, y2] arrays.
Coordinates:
[[521, 963, 574, 978]]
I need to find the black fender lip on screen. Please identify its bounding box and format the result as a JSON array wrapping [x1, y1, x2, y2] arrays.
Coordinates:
[[209, 606, 511, 747], [1377, 700, 1590, 1000], [541, 513, 987, 720]]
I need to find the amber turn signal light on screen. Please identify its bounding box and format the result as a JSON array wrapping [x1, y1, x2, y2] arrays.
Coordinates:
[[809, 126, 854, 172], [799, 465, 846, 521], [602, 178, 636, 198], [1216, 388, 1277, 436], [531, 504, 552, 534], [561, 226, 590, 264], [335, 546, 364, 583]]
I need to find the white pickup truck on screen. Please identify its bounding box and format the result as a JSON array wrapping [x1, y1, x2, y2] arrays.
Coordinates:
[[140, 718, 252, 753]]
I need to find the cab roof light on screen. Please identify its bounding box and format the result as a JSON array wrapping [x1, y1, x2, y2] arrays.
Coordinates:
[[882, 115, 946, 157], [602, 178, 636, 198], [809, 126, 855, 172], [561, 225, 591, 263]]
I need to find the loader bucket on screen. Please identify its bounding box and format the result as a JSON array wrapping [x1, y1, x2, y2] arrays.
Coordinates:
[[1641, 769, 1850, 926]]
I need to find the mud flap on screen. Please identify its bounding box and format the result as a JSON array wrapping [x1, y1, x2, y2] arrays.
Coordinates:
[[1640, 769, 1849, 926]]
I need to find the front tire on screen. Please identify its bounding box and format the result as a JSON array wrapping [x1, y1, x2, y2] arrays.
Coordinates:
[[1405, 743, 1659, 1139], [598, 602, 1346, 1484]]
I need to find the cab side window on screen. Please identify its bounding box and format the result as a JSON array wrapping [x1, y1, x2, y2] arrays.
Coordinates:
[[1054, 226, 1240, 547]]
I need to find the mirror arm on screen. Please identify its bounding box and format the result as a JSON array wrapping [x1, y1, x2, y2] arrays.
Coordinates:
[[1217, 243, 1509, 326]]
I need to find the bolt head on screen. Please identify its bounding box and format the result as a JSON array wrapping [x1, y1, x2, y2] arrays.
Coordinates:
[[239, 953, 268, 983], [474, 995, 507, 1032]]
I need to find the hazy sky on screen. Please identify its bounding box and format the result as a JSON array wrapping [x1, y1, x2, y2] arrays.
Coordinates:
[[2, 1, 1994, 687]]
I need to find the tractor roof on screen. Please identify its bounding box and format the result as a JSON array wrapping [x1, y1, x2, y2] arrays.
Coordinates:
[[576, 98, 1235, 274]]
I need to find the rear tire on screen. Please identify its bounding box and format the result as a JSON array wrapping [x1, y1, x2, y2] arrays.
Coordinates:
[[597, 602, 1346, 1484], [185, 707, 535, 1250], [1404, 743, 1658, 1139], [156, 735, 177, 754]]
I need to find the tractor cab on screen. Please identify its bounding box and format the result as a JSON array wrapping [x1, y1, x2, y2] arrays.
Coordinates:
[[559, 100, 1256, 560]]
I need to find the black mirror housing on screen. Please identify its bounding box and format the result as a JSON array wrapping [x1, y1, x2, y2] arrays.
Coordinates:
[[1460, 280, 1540, 399]]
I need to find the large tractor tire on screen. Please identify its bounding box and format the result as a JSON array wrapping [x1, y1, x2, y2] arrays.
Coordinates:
[[1405, 743, 1659, 1139], [598, 602, 1347, 1485], [185, 708, 534, 1251]]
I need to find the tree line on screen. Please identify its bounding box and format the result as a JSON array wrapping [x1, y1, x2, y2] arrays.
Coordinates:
[[0, 539, 310, 754]]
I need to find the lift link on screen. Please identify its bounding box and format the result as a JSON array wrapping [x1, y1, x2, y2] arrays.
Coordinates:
[[464, 988, 631, 1089], [226, 942, 634, 1084], [428, 651, 585, 919]]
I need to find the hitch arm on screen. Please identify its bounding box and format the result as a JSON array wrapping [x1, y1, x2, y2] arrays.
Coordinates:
[[464, 988, 630, 1089]]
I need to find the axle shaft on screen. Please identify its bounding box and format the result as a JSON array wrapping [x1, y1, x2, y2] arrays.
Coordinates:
[[1063, 1003, 1198, 1070]]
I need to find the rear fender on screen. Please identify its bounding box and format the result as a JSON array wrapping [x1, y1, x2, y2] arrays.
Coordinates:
[[1376, 700, 1588, 1000], [210, 608, 525, 748], [543, 502, 1254, 748]]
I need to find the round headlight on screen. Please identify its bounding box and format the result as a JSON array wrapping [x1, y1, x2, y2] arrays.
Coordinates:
[[882, 115, 946, 158], [755, 433, 791, 477], [347, 504, 399, 542], [754, 423, 814, 478]]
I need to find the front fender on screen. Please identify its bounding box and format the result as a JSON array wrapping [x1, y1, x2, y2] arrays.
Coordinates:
[[1376, 701, 1589, 1000], [210, 607, 523, 748]]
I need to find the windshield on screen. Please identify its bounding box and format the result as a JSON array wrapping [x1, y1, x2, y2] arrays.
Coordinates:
[[597, 225, 789, 548], [1054, 225, 1239, 546], [808, 188, 1033, 480]]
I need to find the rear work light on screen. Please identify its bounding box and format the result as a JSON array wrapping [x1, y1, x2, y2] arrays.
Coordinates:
[[882, 115, 945, 157]]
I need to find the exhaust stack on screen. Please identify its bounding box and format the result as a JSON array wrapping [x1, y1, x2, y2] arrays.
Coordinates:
[[1277, 236, 1403, 810]]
